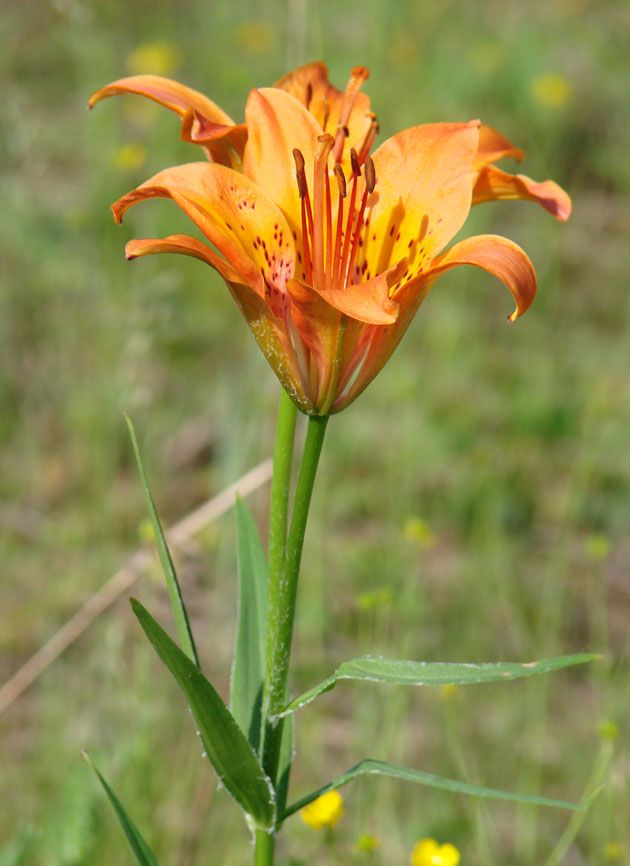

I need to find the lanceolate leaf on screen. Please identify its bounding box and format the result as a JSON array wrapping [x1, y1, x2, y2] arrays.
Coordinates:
[[281, 653, 598, 716], [131, 599, 275, 828], [125, 415, 199, 668], [282, 759, 591, 821], [231, 497, 268, 752], [83, 752, 159, 866]]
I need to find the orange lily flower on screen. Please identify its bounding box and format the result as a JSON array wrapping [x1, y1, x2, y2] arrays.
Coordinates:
[[94, 68, 571, 415], [89, 62, 570, 219]]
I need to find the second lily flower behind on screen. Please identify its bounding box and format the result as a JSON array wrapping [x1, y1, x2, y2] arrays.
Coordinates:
[[98, 64, 571, 415]]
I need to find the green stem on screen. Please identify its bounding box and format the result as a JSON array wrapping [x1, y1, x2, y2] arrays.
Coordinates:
[[254, 829, 275, 866], [267, 390, 298, 601], [262, 392, 297, 747], [263, 412, 329, 783]]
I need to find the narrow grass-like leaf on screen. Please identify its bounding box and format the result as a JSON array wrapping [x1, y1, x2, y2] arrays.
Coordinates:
[[231, 496, 268, 752], [82, 752, 159, 866], [282, 759, 590, 821], [131, 599, 275, 828], [125, 415, 199, 668], [281, 653, 598, 716]]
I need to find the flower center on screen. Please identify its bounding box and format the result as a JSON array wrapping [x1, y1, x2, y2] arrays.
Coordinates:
[[293, 140, 376, 294]]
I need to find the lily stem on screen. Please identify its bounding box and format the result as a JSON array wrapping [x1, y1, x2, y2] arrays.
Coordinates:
[[261, 405, 329, 827]]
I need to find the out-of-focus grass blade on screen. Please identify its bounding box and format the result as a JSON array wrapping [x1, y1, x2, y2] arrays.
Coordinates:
[[82, 752, 159, 866], [231, 496, 268, 752], [541, 741, 610, 866], [281, 653, 599, 715], [125, 415, 199, 669], [131, 599, 275, 829], [282, 759, 591, 821]]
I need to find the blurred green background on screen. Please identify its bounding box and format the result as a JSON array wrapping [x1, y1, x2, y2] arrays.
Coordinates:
[[1, 0, 628, 863]]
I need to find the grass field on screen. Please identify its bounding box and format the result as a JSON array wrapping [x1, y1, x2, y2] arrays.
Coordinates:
[[1, 0, 629, 863]]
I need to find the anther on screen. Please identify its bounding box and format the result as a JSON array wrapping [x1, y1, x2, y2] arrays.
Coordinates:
[[350, 148, 360, 177], [293, 148, 307, 198], [305, 82, 313, 110], [334, 164, 347, 198], [364, 155, 376, 194]]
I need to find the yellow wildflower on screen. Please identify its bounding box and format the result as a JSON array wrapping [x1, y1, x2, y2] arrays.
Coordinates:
[[404, 517, 437, 548], [354, 833, 380, 852], [439, 683, 458, 702], [604, 842, 623, 861], [300, 790, 345, 829], [585, 533, 610, 561], [530, 72, 572, 108], [112, 142, 148, 172], [126, 40, 181, 76], [411, 837, 461, 866], [597, 719, 619, 741]]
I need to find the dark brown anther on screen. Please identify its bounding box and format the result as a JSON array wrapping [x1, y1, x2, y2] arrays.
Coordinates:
[[341, 124, 349, 138], [305, 82, 313, 109], [364, 155, 376, 193], [293, 148, 307, 198], [334, 163, 347, 198], [350, 148, 360, 177]]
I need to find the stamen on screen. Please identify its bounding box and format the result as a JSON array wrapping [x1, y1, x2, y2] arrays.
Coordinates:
[[334, 164, 347, 198], [350, 147, 360, 177], [293, 148, 312, 282], [339, 149, 361, 287], [293, 148, 307, 199], [332, 164, 346, 287], [364, 155, 375, 194], [332, 66, 370, 163], [357, 113, 379, 165], [312, 134, 335, 291], [345, 181, 369, 286], [325, 164, 333, 288], [305, 82, 313, 110]]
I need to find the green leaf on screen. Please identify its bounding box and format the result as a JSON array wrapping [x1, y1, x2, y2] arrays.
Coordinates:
[[131, 599, 275, 829], [231, 496, 268, 752], [281, 653, 598, 716], [282, 759, 590, 821], [125, 415, 199, 668], [82, 752, 159, 866]]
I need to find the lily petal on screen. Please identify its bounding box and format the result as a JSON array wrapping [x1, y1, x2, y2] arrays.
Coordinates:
[[125, 234, 244, 284], [288, 269, 399, 326], [475, 125, 525, 170], [364, 122, 479, 278], [87, 74, 234, 121], [125, 235, 312, 411], [428, 233, 537, 321], [87, 75, 241, 166], [473, 165, 572, 220], [112, 162, 295, 315], [243, 87, 322, 237]]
